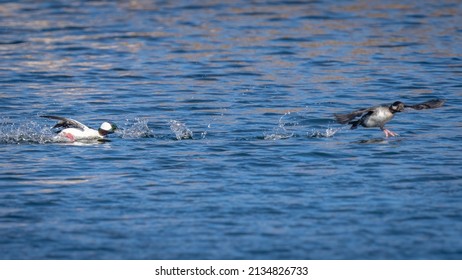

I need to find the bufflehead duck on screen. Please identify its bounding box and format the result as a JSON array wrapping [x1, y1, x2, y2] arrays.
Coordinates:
[[334, 99, 445, 137], [41, 115, 117, 142]]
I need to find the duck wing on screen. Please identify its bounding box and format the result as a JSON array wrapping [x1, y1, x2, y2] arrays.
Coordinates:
[[41, 115, 89, 131], [404, 99, 445, 110], [334, 107, 375, 124]]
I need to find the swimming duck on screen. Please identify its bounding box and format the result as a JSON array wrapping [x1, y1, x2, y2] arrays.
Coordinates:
[[41, 115, 117, 142], [334, 99, 445, 137]]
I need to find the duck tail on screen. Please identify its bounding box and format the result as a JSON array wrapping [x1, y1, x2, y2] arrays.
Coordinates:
[[334, 113, 354, 124]]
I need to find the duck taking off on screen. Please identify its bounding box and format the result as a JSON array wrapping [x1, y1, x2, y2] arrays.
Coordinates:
[[334, 99, 445, 137], [41, 115, 117, 142]]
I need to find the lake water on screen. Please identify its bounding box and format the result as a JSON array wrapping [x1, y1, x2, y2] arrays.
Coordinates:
[[1, 0, 461, 259]]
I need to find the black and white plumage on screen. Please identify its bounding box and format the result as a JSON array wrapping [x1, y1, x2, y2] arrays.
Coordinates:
[[41, 115, 117, 142], [334, 99, 445, 137]]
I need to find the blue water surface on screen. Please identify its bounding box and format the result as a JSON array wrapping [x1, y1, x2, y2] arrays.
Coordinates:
[[1, 0, 462, 259]]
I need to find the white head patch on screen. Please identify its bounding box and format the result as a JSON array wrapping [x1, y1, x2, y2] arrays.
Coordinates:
[[100, 122, 113, 131]]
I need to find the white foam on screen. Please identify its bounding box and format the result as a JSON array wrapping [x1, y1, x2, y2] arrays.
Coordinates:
[[170, 120, 193, 140]]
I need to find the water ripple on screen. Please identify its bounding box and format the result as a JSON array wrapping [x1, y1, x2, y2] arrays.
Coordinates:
[[1, 0, 461, 260]]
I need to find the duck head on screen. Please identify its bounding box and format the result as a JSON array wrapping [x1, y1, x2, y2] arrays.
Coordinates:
[[98, 122, 117, 136], [390, 101, 405, 113]]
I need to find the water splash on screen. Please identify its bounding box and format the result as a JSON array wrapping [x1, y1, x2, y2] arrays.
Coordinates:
[[264, 109, 342, 140], [117, 118, 153, 139], [0, 118, 56, 144], [200, 108, 227, 139], [308, 126, 341, 138], [263, 133, 293, 140], [170, 120, 193, 140], [264, 111, 296, 140]]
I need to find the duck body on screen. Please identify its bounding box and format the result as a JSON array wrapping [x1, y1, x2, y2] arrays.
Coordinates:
[[349, 105, 396, 129], [58, 127, 101, 142], [41, 115, 117, 142], [347, 102, 403, 137]]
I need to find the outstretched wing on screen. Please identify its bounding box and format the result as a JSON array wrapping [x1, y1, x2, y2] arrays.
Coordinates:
[[334, 107, 374, 124], [405, 99, 445, 110], [41, 115, 88, 131]]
